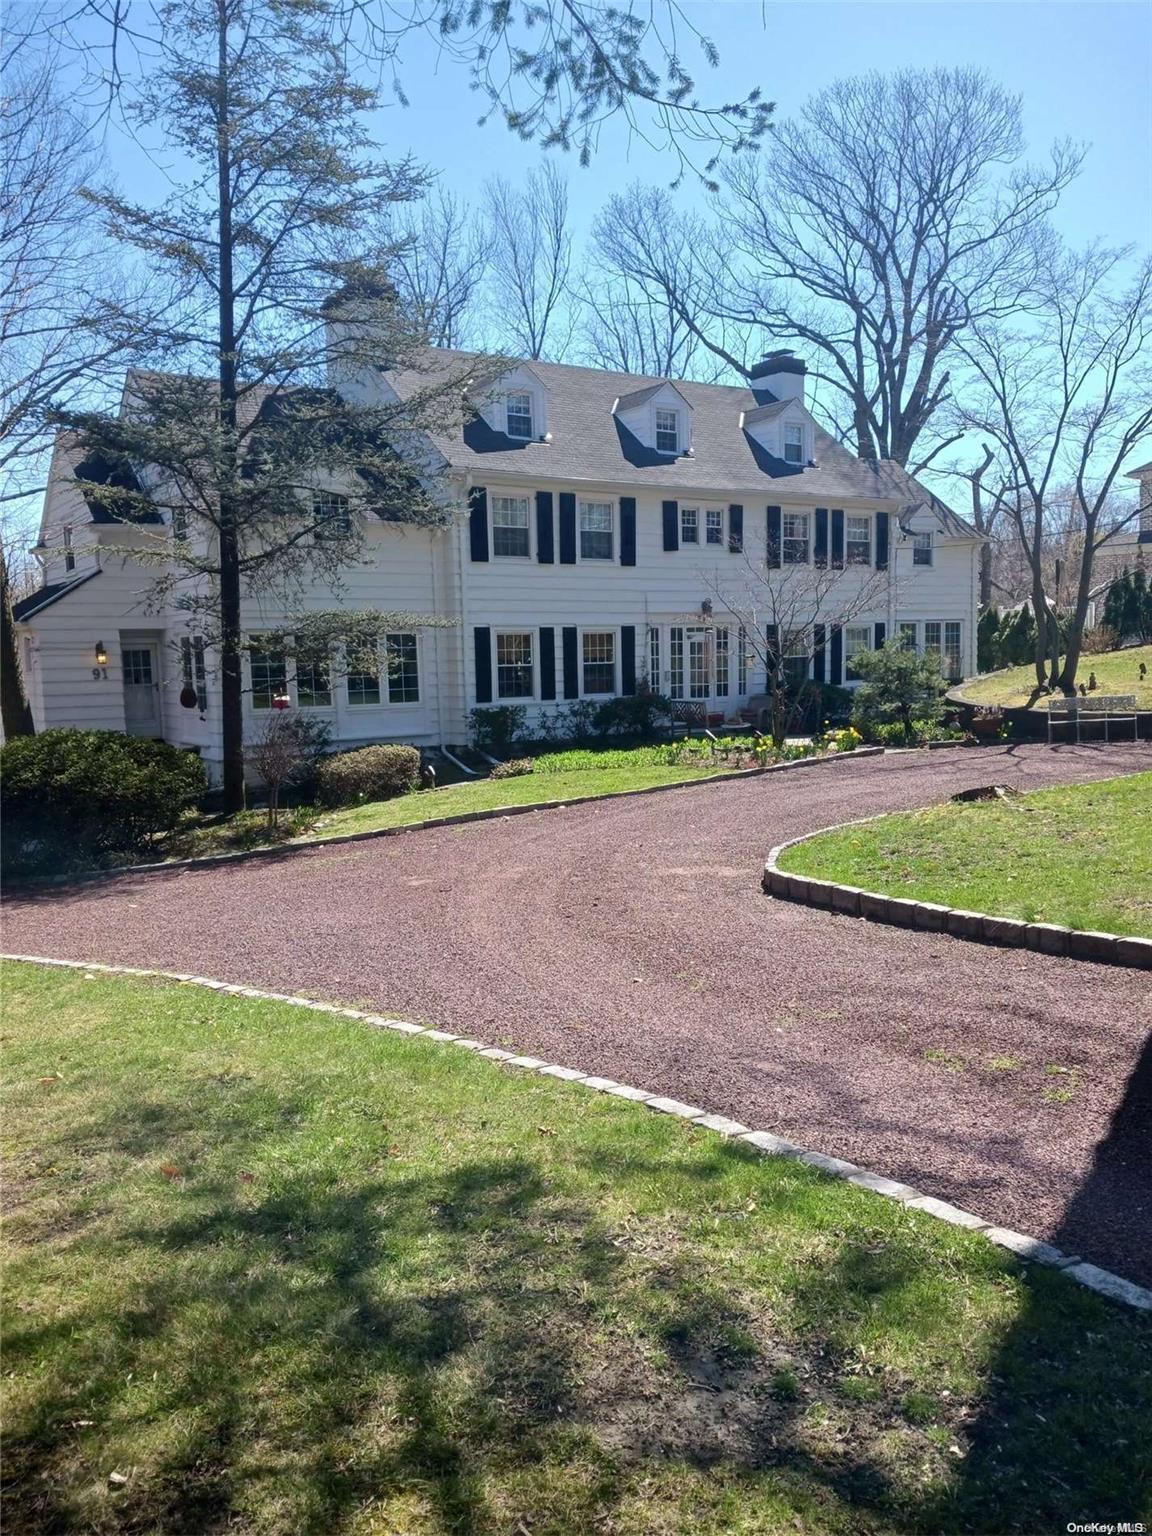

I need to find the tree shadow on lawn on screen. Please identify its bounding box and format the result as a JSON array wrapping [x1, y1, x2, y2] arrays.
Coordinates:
[[916, 1024, 1152, 1535], [5, 1084, 1152, 1536]]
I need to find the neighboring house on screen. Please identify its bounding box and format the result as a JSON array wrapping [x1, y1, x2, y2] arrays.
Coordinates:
[[14, 348, 982, 779]]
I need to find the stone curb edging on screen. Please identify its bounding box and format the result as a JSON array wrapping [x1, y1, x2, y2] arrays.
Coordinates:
[[762, 813, 1152, 972], [4, 950, 1149, 1315], [6, 746, 886, 891]]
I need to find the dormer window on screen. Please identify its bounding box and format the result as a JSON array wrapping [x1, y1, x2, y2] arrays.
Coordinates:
[[506, 392, 534, 439], [655, 407, 679, 454], [784, 423, 804, 465]]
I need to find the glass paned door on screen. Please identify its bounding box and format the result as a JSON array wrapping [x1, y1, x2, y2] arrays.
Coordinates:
[[687, 628, 711, 700]]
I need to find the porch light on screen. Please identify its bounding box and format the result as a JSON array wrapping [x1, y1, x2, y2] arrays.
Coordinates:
[[94, 640, 108, 665]]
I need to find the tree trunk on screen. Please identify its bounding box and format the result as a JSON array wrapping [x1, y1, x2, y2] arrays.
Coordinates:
[[216, 0, 245, 814], [978, 542, 994, 611], [0, 552, 35, 738]]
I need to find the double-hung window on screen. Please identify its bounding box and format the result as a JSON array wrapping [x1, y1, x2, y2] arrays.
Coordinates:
[[386, 633, 419, 702], [492, 495, 531, 558], [913, 531, 933, 566], [347, 643, 382, 706], [655, 407, 679, 454], [846, 515, 871, 565], [705, 508, 725, 546], [62, 525, 75, 572], [648, 625, 661, 688], [506, 392, 534, 439], [782, 512, 810, 564], [680, 506, 699, 545], [579, 500, 614, 560], [496, 631, 534, 699], [250, 644, 287, 710], [296, 648, 332, 708], [313, 491, 352, 541], [923, 621, 942, 657], [844, 625, 872, 682], [784, 424, 804, 464], [582, 631, 616, 695]]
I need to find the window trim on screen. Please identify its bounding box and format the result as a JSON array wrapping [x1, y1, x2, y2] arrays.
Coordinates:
[[249, 641, 288, 712], [705, 507, 726, 548], [386, 631, 421, 705], [490, 493, 534, 560], [295, 647, 334, 711], [577, 498, 616, 563], [654, 405, 680, 455], [843, 624, 872, 683], [783, 422, 805, 465], [680, 505, 700, 546], [912, 530, 934, 566], [494, 628, 537, 702], [313, 490, 353, 542], [782, 510, 811, 565], [579, 626, 618, 698], [845, 514, 872, 567], [505, 391, 535, 440], [62, 524, 75, 573]]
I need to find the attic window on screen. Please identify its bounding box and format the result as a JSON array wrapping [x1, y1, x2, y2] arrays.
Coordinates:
[[784, 424, 804, 465], [913, 531, 933, 566], [314, 491, 352, 540], [506, 392, 534, 439], [62, 525, 75, 572], [655, 408, 679, 454]]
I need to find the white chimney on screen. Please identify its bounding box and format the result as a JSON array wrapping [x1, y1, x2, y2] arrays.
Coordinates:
[[749, 350, 806, 406]]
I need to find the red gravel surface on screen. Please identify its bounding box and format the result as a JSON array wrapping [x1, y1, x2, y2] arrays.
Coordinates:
[[4, 743, 1150, 1284]]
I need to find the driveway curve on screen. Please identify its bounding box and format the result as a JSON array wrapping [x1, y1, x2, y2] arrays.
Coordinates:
[[4, 742, 1150, 1284]]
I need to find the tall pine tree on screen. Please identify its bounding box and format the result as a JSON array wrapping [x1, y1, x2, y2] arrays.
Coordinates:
[[63, 0, 490, 809]]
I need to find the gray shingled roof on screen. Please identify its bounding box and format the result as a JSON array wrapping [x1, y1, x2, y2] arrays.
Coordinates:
[[384, 348, 979, 535]]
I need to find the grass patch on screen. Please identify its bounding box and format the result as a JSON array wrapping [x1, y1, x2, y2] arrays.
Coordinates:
[[779, 772, 1152, 936], [3, 961, 1151, 1535], [955, 644, 1152, 710], [308, 763, 730, 840]]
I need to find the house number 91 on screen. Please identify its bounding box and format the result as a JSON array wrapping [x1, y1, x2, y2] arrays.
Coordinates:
[[92, 666, 108, 680]]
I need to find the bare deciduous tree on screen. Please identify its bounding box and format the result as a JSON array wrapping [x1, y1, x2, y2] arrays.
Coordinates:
[[702, 554, 891, 745], [485, 165, 575, 360], [575, 263, 729, 381], [957, 243, 1152, 693], [597, 69, 1082, 468], [390, 189, 491, 349]]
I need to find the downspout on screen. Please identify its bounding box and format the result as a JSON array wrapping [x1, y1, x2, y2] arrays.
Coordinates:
[[455, 472, 472, 747], [429, 531, 447, 747]]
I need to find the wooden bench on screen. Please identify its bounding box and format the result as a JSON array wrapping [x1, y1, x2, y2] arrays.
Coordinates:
[[1047, 694, 1139, 744]]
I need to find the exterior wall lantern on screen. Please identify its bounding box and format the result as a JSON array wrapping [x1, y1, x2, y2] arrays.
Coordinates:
[[94, 641, 109, 666]]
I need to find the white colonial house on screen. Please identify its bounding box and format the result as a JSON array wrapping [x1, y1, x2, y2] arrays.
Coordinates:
[[14, 348, 981, 779]]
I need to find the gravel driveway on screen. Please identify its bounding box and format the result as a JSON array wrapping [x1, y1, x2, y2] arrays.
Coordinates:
[[4, 742, 1150, 1283]]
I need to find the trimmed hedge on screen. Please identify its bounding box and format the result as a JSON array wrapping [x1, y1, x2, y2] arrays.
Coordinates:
[[315, 744, 420, 808], [1, 728, 207, 877]]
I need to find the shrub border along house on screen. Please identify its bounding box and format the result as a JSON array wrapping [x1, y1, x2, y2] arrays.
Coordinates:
[[4, 952, 1149, 1315], [762, 814, 1152, 971]]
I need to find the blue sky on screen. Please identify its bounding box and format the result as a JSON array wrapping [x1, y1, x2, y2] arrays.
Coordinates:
[[87, 0, 1151, 254]]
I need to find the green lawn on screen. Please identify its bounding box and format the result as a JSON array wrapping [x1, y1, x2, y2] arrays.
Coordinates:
[[779, 772, 1152, 936], [955, 644, 1152, 709], [3, 962, 1150, 1535], [306, 763, 728, 840]]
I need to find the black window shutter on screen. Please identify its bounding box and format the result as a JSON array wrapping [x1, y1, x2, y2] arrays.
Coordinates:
[[536, 491, 554, 564], [830, 625, 843, 686], [539, 626, 556, 700], [814, 508, 829, 568], [474, 626, 492, 703], [876, 512, 890, 571], [662, 500, 679, 551], [831, 509, 844, 568], [874, 621, 887, 651], [766, 505, 781, 568], [559, 493, 577, 564], [812, 623, 826, 683], [621, 626, 636, 695], [620, 497, 637, 566], [728, 503, 744, 553], [562, 626, 579, 699], [469, 487, 489, 563]]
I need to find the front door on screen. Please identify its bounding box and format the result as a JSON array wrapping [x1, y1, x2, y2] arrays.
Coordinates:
[[122, 644, 161, 735]]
